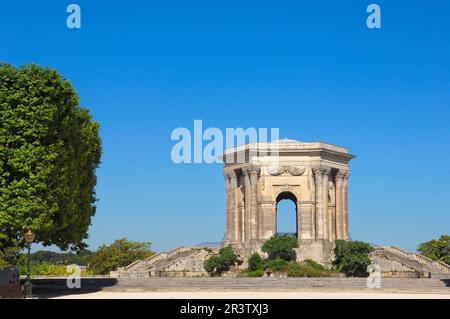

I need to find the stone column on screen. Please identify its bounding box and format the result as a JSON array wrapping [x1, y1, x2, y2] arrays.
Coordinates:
[[223, 172, 231, 243], [249, 167, 260, 242], [260, 199, 275, 240], [228, 170, 238, 243], [322, 167, 331, 241], [312, 166, 325, 239], [308, 167, 316, 239], [335, 171, 344, 240], [298, 201, 314, 240], [236, 175, 243, 244], [242, 168, 251, 243], [328, 180, 336, 241], [342, 171, 350, 240]]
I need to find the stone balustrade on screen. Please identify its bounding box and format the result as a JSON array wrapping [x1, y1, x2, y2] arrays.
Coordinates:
[[382, 246, 450, 273]]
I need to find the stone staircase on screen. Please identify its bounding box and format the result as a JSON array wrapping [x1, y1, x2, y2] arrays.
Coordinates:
[[117, 246, 193, 278], [149, 249, 198, 277], [113, 276, 450, 291], [373, 246, 450, 276], [117, 246, 214, 278]]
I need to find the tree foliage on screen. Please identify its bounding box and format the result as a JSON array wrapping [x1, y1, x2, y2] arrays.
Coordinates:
[[247, 252, 263, 272], [204, 246, 237, 276], [0, 63, 101, 256], [25, 249, 93, 266], [332, 240, 374, 277], [88, 238, 154, 275], [417, 235, 450, 265], [261, 234, 298, 261]]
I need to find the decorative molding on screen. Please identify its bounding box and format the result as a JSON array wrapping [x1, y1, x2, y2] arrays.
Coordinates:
[[336, 169, 350, 179], [267, 166, 306, 176], [312, 165, 331, 177]]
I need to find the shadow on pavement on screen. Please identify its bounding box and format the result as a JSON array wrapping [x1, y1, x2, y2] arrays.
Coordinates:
[[20, 278, 118, 299]]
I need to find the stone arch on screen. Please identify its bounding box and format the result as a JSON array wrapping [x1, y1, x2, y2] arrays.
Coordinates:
[[275, 191, 298, 237]]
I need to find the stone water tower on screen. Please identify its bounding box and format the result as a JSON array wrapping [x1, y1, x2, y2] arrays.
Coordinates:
[[222, 139, 355, 264]]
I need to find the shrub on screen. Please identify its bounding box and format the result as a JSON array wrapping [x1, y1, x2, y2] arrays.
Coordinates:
[[204, 246, 237, 276], [217, 246, 237, 266], [204, 256, 220, 275], [287, 262, 306, 277], [303, 259, 326, 271], [302, 267, 323, 277], [264, 258, 289, 273], [261, 235, 298, 261], [245, 268, 265, 277], [19, 263, 68, 276], [248, 253, 263, 272], [287, 260, 331, 277], [17, 262, 94, 276], [332, 240, 374, 277]]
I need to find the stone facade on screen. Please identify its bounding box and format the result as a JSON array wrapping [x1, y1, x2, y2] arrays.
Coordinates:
[[222, 139, 355, 264]]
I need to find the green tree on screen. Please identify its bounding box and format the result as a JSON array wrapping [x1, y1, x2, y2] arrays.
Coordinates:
[[88, 238, 154, 275], [204, 246, 237, 276], [332, 240, 374, 277], [0, 64, 101, 261], [418, 235, 450, 265], [261, 234, 298, 261]]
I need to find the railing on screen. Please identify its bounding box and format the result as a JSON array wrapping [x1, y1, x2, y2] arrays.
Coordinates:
[[382, 246, 450, 273]]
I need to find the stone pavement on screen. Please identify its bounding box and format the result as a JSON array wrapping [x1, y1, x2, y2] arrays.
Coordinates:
[[52, 290, 450, 299], [30, 276, 449, 299]]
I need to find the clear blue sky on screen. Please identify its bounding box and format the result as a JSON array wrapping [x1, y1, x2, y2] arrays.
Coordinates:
[[1, 1, 449, 252]]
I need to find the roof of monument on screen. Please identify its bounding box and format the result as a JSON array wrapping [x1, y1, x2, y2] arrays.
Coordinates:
[[272, 138, 302, 143], [221, 138, 355, 161]]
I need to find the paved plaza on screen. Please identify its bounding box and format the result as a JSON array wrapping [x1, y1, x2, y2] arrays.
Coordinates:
[[28, 276, 449, 299]]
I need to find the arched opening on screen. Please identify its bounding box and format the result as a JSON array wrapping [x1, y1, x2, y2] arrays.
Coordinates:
[[275, 192, 298, 237]]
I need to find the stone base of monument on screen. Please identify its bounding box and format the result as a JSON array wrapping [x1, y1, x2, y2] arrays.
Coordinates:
[[295, 240, 334, 266], [115, 244, 450, 278]]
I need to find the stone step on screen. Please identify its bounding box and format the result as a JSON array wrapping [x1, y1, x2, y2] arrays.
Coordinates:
[[115, 277, 450, 289]]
